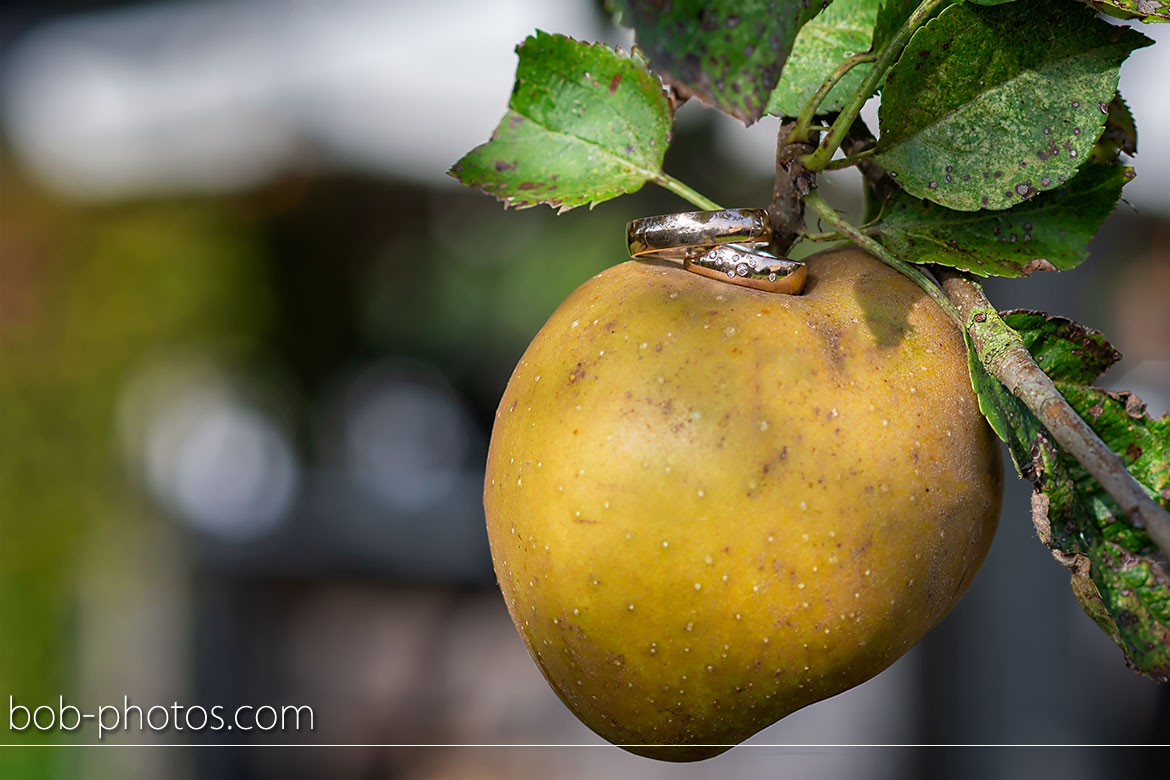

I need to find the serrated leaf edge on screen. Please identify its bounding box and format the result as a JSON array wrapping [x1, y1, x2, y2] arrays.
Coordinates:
[[447, 32, 673, 213]]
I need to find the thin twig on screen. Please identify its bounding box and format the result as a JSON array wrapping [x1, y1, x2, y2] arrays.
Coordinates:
[[804, 190, 960, 324], [823, 147, 877, 170], [799, 229, 844, 242], [789, 51, 877, 144], [937, 268, 1170, 561], [803, 0, 948, 172]]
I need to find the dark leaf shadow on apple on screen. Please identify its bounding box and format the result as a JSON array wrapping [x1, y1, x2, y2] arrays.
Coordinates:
[[852, 270, 917, 349]]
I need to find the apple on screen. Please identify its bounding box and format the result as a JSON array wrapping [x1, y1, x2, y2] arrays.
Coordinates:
[[483, 247, 1003, 760]]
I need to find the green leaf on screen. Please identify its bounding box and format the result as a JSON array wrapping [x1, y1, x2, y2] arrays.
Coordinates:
[[1036, 383, 1170, 681], [872, 0, 958, 64], [1086, 0, 1170, 22], [1002, 309, 1120, 385], [873, 0, 921, 50], [964, 325, 1043, 473], [871, 162, 1133, 277], [449, 32, 672, 212], [965, 311, 1170, 682], [613, 0, 828, 124], [874, 0, 1151, 211], [767, 0, 881, 118]]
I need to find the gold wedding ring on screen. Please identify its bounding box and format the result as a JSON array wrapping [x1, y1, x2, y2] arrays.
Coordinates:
[[626, 208, 806, 294], [684, 244, 807, 294], [626, 208, 771, 260]]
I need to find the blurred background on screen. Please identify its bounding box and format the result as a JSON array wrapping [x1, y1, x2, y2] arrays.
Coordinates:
[[0, 1, 1168, 778]]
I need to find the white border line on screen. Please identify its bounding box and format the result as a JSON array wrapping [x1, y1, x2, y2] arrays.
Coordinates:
[[0, 743, 1158, 748]]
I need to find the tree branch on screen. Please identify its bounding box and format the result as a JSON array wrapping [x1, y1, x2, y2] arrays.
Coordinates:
[[768, 121, 816, 256], [937, 268, 1170, 561], [838, 118, 1170, 558]]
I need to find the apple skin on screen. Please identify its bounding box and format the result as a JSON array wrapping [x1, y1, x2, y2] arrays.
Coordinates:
[[483, 248, 1003, 760]]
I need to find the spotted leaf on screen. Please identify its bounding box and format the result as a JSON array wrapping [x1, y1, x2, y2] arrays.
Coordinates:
[[872, 163, 1132, 277], [966, 312, 1170, 681], [767, 0, 881, 118], [614, 0, 830, 124], [449, 32, 672, 212], [875, 0, 1151, 211], [1003, 310, 1121, 386]]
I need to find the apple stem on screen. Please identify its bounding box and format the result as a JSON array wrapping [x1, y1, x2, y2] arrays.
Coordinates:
[[653, 173, 723, 211], [804, 190, 961, 324], [822, 148, 877, 171], [799, 229, 844, 242], [937, 269, 1170, 561]]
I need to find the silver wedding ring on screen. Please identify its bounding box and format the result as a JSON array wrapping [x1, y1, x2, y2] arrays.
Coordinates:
[[626, 208, 771, 261], [684, 244, 807, 294], [626, 208, 806, 294]]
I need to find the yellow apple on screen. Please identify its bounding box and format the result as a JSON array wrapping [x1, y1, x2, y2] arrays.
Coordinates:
[[483, 247, 1003, 760]]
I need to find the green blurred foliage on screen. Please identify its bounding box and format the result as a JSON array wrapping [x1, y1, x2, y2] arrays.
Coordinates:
[[0, 178, 273, 776], [0, 169, 639, 776]]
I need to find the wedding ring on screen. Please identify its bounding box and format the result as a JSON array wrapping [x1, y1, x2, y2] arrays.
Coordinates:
[[627, 208, 771, 260], [684, 244, 807, 294]]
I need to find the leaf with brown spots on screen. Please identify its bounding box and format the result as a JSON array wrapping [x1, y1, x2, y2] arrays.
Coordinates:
[[613, 0, 829, 124], [966, 313, 1170, 681], [449, 32, 673, 211], [871, 163, 1133, 277], [874, 0, 1151, 210], [767, 0, 881, 118], [1002, 310, 1120, 385]]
